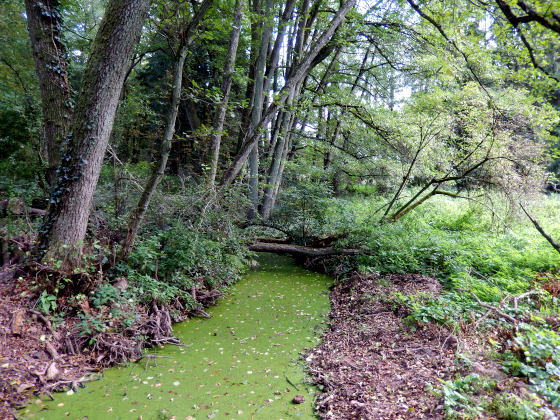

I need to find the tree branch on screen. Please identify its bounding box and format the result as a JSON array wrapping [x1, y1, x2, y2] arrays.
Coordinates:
[[520, 203, 560, 255]]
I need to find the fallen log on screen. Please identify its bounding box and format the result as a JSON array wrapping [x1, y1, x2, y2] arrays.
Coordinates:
[[249, 242, 361, 257], [0, 199, 46, 218]]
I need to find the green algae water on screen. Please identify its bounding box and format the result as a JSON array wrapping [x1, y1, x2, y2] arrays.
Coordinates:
[[19, 253, 331, 420]]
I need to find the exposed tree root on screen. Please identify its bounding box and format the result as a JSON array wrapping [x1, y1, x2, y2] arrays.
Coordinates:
[[92, 333, 142, 366], [142, 302, 181, 346], [0, 255, 231, 416]]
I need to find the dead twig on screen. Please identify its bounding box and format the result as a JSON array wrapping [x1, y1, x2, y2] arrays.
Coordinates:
[[27, 309, 59, 340], [512, 290, 544, 310], [466, 291, 518, 324], [285, 375, 300, 390], [520, 204, 560, 255], [45, 342, 61, 360]]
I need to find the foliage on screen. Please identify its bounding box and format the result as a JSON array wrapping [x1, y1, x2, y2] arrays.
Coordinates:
[[38, 290, 57, 314], [506, 323, 560, 407], [270, 180, 334, 243], [321, 192, 560, 410], [0, 0, 559, 414], [432, 374, 492, 418], [429, 374, 550, 419], [333, 194, 560, 297], [90, 284, 120, 308], [125, 222, 249, 304], [91, 180, 253, 308]]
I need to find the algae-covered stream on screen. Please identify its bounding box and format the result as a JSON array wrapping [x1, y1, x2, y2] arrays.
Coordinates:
[[20, 254, 332, 420]]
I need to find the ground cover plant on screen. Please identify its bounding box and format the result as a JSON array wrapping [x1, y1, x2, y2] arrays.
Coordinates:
[[296, 191, 560, 417], [0, 180, 254, 413]]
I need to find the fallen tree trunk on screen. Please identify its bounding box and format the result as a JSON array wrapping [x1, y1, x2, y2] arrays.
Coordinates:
[[0, 199, 46, 217], [249, 242, 361, 257]]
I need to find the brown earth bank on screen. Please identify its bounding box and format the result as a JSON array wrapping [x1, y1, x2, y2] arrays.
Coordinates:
[[3, 249, 555, 419], [303, 264, 560, 419], [305, 271, 458, 419]]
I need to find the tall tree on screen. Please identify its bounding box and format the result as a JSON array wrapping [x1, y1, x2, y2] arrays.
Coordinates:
[[260, 0, 316, 218], [24, 0, 73, 185], [247, 0, 274, 219], [120, 0, 214, 261], [35, 0, 151, 269], [207, 0, 245, 187], [220, 0, 357, 186]]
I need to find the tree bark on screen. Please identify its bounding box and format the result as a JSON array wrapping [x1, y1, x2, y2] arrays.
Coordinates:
[[207, 0, 245, 187], [260, 88, 295, 219], [268, 126, 293, 213], [35, 0, 151, 268], [260, 0, 315, 219], [24, 0, 73, 186], [234, 0, 261, 156], [249, 242, 360, 257], [520, 204, 560, 256], [262, 0, 297, 97]]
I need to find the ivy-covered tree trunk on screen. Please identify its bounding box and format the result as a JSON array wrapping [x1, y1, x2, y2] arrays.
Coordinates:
[[35, 0, 151, 269], [24, 0, 73, 186]]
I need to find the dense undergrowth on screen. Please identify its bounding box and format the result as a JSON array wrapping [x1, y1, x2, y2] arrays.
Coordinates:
[[3, 157, 560, 418], [271, 185, 560, 418], [353, 196, 560, 417], [1, 163, 253, 365]]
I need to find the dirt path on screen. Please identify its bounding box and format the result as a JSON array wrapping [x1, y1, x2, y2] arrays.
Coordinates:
[[306, 272, 457, 419]]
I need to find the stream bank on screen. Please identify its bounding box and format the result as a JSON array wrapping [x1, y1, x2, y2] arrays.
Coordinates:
[[17, 253, 332, 419], [305, 271, 457, 418]]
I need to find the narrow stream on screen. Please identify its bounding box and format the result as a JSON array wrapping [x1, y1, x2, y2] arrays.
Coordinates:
[[19, 253, 332, 420]]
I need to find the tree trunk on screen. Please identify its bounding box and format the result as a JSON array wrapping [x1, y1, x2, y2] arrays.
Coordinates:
[[260, 88, 295, 219], [207, 0, 245, 187], [262, 0, 297, 97], [24, 0, 73, 186], [249, 242, 360, 257], [35, 0, 151, 269], [268, 128, 292, 213], [260, 0, 313, 219], [247, 0, 274, 220], [234, 0, 261, 156], [120, 0, 214, 261], [120, 48, 187, 261], [220, 0, 356, 186]]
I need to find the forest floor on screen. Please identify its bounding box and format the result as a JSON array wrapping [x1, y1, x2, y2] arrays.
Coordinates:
[[0, 274, 99, 419], [305, 270, 550, 419]]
